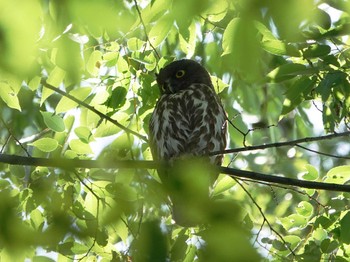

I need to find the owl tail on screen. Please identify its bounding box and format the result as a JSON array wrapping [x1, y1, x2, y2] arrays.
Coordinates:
[[159, 158, 217, 227]]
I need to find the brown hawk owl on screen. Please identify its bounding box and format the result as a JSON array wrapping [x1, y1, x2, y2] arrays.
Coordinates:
[[148, 59, 227, 226]]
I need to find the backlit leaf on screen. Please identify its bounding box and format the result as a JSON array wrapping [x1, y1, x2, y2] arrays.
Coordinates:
[[29, 138, 59, 152]]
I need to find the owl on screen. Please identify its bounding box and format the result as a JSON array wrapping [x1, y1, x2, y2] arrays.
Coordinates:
[[148, 59, 227, 226], [149, 59, 227, 164]]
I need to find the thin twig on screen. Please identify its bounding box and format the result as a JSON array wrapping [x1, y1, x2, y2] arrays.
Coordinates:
[[235, 178, 295, 256], [210, 131, 350, 156], [296, 144, 350, 160], [0, 116, 31, 156], [41, 80, 148, 142], [133, 0, 160, 59]]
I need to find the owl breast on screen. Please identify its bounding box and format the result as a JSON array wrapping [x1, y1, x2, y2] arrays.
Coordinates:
[[149, 83, 227, 165]]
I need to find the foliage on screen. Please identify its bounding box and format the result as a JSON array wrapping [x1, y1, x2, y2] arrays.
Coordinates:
[[0, 0, 350, 260]]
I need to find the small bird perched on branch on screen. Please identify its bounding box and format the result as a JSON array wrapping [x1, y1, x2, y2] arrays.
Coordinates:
[[149, 59, 227, 226]]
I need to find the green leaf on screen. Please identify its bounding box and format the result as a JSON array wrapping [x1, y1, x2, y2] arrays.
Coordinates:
[[324, 165, 350, 184], [296, 201, 313, 217], [179, 21, 196, 57], [280, 214, 307, 231], [268, 63, 307, 82], [281, 76, 316, 116], [55, 87, 91, 113], [213, 175, 236, 196], [303, 44, 331, 58], [29, 138, 59, 152], [170, 230, 188, 261], [315, 71, 347, 102], [41, 111, 65, 132], [340, 211, 350, 244], [222, 18, 262, 82], [262, 40, 300, 57], [312, 228, 327, 244], [30, 209, 44, 230], [302, 164, 319, 180], [46, 66, 66, 88], [0, 82, 21, 111], [105, 86, 127, 109], [284, 235, 301, 250], [205, 0, 228, 22], [94, 112, 129, 137], [28, 76, 41, 91], [148, 14, 174, 47], [74, 126, 92, 143], [320, 239, 339, 254], [105, 183, 138, 201], [86, 50, 102, 76], [32, 256, 56, 262], [54, 36, 83, 82], [127, 38, 147, 51], [69, 139, 93, 154]]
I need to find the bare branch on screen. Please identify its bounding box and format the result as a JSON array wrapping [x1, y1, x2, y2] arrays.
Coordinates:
[[296, 144, 350, 160], [211, 131, 350, 155]]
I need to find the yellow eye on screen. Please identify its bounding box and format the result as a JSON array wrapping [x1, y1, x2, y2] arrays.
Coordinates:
[[175, 70, 185, 78]]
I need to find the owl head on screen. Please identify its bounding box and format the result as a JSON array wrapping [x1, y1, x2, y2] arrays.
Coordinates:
[[156, 59, 213, 94]]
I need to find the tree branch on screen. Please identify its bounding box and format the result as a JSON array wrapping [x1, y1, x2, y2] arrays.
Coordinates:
[[1, 154, 349, 193], [210, 131, 350, 155], [133, 0, 160, 59], [41, 80, 148, 142]]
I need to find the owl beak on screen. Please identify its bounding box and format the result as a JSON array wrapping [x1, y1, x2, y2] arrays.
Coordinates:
[[164, 80, 174, 93]]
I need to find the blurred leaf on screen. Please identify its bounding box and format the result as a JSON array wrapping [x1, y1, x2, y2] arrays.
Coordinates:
[[0, 0, 41, 76], [340, 211, 350, 244], [170, 230, 188, 261], [46, 66, 66, 89], [69, 0, 133, 36], [303, 44, 331, 58], [131, 221, 168, 262], [53, 36, 83, 83], [32, 256, 55, 262], [223, 18, 262, 82]]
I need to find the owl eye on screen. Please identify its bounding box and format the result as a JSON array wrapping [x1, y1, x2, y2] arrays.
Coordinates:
[[175, 70, 185, 78]]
